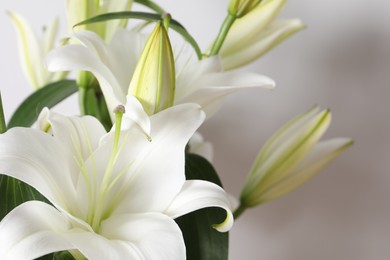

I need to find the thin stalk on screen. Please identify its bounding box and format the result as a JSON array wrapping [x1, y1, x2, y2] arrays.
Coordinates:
[[78, 87, 87, 116], [233, 203, 247, 219], [209, 14, 236, 56]]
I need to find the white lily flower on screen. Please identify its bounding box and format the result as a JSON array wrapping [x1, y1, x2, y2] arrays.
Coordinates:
[[67, 0, 133, 41], [220, 0, 304, 70], [47, 29, 275, 119], [9, 12, 67, 89], [0, 100, 233, 259], [239, 106, 353, 208]]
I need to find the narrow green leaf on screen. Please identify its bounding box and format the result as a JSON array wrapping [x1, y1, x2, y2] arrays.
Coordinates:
[[134, 0, 166, 14], [75, 11, 203, 60], [8, 80, 78, 128], [0, 177, 48, 220], [175, 153, 229, 260]]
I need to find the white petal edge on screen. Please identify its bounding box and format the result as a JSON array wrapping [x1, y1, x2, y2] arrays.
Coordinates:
[[101, 212, 186, 260], [0, 201, 75, 259], [164, 180, 234, 232], [188, 132, 214, 162], [46, 35, 125, 114], [0, 201, 180, 259], [176, 72, 275, 118], [112, 103, 206, 214]]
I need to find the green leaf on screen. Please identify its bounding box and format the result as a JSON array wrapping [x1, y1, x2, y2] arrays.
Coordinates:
[[39, 251, 75, 260], [175, 153, 229, 260], [75, 11, 203, 60], [134, 0, 166, 14], [0, 177, 48, 220], [7, 80, 78, 128], [83, 86, 112, 131]]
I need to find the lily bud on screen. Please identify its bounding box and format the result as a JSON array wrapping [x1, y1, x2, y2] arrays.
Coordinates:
[[67, 0, 133, 41], [128, 16, 176, 116], [240, 107, 352, 207], [228, 0, 262, 18], [9, 12, 67, 89], [221, 0, 304, 70]]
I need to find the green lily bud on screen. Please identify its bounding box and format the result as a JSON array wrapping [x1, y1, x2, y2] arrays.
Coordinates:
[[67, 0, 133, 41], [128, 15, 176, 115], [239, 107, 352, 210], [228, 0, 262, 18]]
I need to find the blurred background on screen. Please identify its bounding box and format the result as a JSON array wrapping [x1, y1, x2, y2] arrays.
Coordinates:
[[0, 0, 389, 259]]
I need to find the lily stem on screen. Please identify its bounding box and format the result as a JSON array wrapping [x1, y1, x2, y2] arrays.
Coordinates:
[[209, 14, 236, 56], [233, 203, 247, 219]]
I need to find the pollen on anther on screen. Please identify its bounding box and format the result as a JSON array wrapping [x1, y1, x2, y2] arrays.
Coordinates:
[[114, 105, 126, 114]]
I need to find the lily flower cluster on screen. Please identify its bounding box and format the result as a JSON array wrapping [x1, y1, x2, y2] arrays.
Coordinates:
[[0, 0, 352, 259]]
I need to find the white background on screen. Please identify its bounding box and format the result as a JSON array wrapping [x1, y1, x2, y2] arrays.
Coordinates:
[[0, 0, 389, 259]]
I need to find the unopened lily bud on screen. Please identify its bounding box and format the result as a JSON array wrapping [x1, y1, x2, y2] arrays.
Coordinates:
[[228, 0, 262, 18], [128, 16, 176, 115], [9, 12, 67, 89], [240, 107, 352, 208], [222, 0, 304, 70]]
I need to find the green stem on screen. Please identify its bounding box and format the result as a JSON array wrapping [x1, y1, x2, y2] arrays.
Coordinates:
[[77, 71, 94, 116], [233, 203, 247, 219], [209, 14, 236, 56], [0, 93, 7, 133], [78, 87, 87, 116]]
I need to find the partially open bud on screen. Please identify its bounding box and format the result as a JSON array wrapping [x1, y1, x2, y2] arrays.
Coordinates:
[[67, 0, 133, 41], [228, 0, 262, 18], [9, 12, 67, 89], [239, 107, 352, 208], [128, 15, 176, 116]]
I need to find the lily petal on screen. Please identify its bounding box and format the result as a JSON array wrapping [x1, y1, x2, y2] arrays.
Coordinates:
[[188, 132, 214, 162], [101, 212, 186, 259], [165, 180, 234, 232], [47, 32, 125, 113], [109, 29, 147, 93], [0, 201, 182, 259], [38, 107, 106, 163], [222, 19, 304, 70], [0, 128, 79, 211], [0, 201, 76, 259], [112, 104, 206, 214], [176, 56, 223, 100], [176, 71, 275, 118]]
